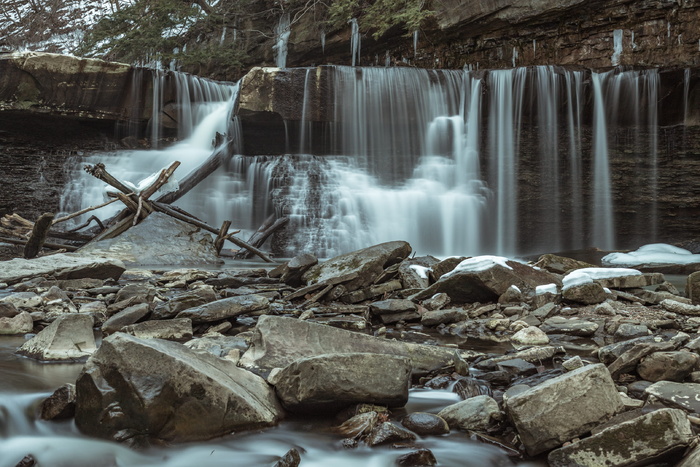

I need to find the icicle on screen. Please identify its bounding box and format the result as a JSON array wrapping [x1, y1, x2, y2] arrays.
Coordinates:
[[321, 30, 326, 52], [512, 47, 518, 67], [413, 30, 419, 58], [612, 29, 623, 66], [350, 18, 360, 66], [273, 14, 291, 68]]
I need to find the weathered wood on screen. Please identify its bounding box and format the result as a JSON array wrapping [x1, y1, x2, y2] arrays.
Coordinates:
[[89, 215, 136, 243], [52, 198, 119, 225], [65, 216, 105, 234], [84, 163, 134, 195], [235, 215, 289, 259], [139, 161, 181, 200], [0, 236, 78, 252], [215, 220, 232, 254], [24, 213, 55, 259], [156, 141, 230, 205]]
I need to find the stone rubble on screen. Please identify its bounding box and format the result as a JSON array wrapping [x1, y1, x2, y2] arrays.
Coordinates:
[[2, 240, 700, 464]]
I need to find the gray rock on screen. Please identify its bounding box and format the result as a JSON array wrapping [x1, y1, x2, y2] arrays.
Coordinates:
[[562, 282, 607, 304], [366, 422, 416, 446], [498, 285, 523, 304], [398, 256, 439, 289], [1, 292, 42, 309], [74, 333, 282, 443], [175, 295, 269, 324], [412, 258, 559, 304], [534, 254, 595, 274], [505, 363, 623, 456], [336, 411, 379, 438], [421, 292, 451, 311], [17, 313, 96, 361], [301, 241, 411, 292], [114, 284, 156, 305], [0, 253, 125, 285], [541, 316, 599, 336], [40, 383, 76, 420], [548, 408, 693, 467], [607, 340, 680, 380], [239, 316, 461, 377], [421, 308, 467, 326], [79, 212, 223, 266], [101, 303, 150, 335], [661, 299, 700, 316], [594, 272, 664, 289], [152, 287, 218, 320], [497, 358, 538, 377], [273, 447, 301, 467], [340, 280, 403, 304], [686, 270, 700, 305], [0, 311, 34, 335], [637, 351, 699, 382], [269, 253, 318, 288], [377, 311, 421, 324], [598, 335, 672, 364], [0, 301, 19, 318], [437, 395, 501, 431], [679, 443, 700, 467], [614, 323, 650, 339], [273, 353, 410, 413], [645, 381, 700, 412], [121, 318, 193, 341], [396, 449, 437, 467], [595, 301, 616, 316], [370, 299, 417, 315], [511, 326, 549, 345], [530, 302, 558, 321], [401, 412, 449, 435]]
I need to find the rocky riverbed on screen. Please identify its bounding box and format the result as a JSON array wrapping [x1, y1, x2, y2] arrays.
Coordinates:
[[2, 240, 700, 466]]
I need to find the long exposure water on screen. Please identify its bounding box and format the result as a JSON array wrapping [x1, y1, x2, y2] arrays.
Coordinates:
[[0, 337, 525, 467]]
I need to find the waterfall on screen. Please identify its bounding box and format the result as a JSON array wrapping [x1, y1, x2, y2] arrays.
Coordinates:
[[350, 18, 360, 66], [564, 69, 585, 249], [591, 72, 615, 250], [60, 73, 238, 229], [273, 14, 291, 68], [150, 69, 164, 147]]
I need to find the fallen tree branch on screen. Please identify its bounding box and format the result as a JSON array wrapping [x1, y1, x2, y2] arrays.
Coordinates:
[[235, 215, 289, 259], [0, 236, 78, 252], [52, 198, 119, 225]]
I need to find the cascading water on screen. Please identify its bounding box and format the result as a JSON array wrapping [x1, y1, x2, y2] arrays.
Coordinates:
[[60, 72, 238, 229], [591, 72, 615, 250], [273, 14, 291, 68]]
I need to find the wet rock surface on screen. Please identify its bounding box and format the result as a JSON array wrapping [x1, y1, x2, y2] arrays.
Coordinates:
[[3, 242, 700, 464]]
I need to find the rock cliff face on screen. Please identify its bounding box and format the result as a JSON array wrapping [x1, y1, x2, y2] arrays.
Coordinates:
[[282, 0, 700, 71]]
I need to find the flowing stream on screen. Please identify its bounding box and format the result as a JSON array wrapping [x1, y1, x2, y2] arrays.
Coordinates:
[[0, 337, 522, 467]]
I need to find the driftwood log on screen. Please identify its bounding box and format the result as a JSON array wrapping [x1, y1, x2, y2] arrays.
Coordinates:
[[235, 214, 289, 260]]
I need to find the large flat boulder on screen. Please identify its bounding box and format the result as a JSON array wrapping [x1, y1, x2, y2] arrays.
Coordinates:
[[17, 313, 96, 361], [79, 212, 223, 266], [272, 353, 411, 413], [548, 408, 693, 467], [301, 241, 411, 292], [412, 256, 560, 303], [75, 333, 283, 444], [0, 253, 125, 285], [239, 316, 460, 377], [505, 363, 623, 456], [645, 381, 700, 413]]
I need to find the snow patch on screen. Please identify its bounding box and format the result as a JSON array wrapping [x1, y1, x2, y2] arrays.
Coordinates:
[[562, 267, 642, 290], [536, 283, 558, 295], [409, 265, 431, 279], [602, 243, 700, 267], [443, 256, 512, 278]]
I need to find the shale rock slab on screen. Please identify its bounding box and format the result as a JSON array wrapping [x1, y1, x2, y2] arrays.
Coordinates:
[[239, 316, 460, 376], [0, 253, 125, 285], [505, 363, 623, 456], [273, 353, 411, 413], [175, 295, 269, 323], [17, 313, 96, 361], [75, 333, 282, 444], [548, 408, 693, 467]]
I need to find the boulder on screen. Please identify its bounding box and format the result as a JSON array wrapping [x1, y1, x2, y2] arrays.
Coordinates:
[[369, 299, 419, 323], [505, 363, 623, 456], [598, 335, 674, 365], [301, 241, 411, 292], [421, 292, 451, 311], [74, 333, 283, 444], [152, 287, 218, 320], [79, 212, 223, 266], [121, 318, 193, 341], [562, 282, 607, 305], [40, 384, 76, 420], [0, 253, 125, 285], [412, 256, 560, 303], [272, 353, 411, 413], [114, 284, 156, 305], [645, 381, 700, 412], [239, 316, 461, 376], [661, 299, 700, 316], [398, 256, 439, 289], [637, 351, 699, 382], [534, 254, 595, 274], [396, 449, 437, 467], [401, 412, 449, 435], [269, 253, 318, 287], [365, 422, 417, 446], [607, 340, 680, 380], [614, 323, 650, 339], [175, 295, 269, 324], [686, 271, 700, 305], [17, 314, 96, 361], [540, 316, 599, 336], [548, 408, 693, 467], [511, 326, 549, 345], [421, 308, 467, 326], [184, 335, 249, 358], [0, 311, 34, 335], [101, 303, 151, 335], [437, 395, 501, 431], [0, 301, 19, 317]]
